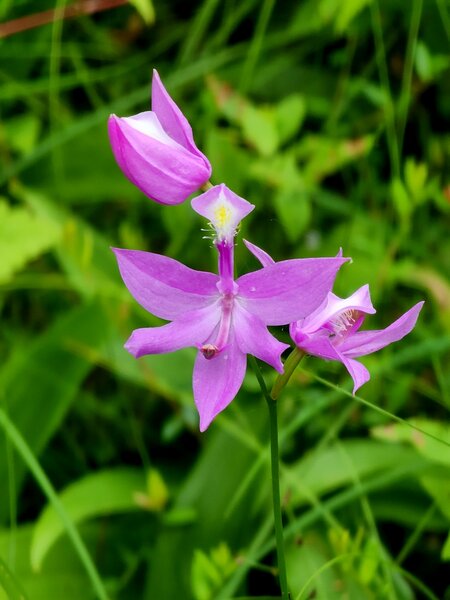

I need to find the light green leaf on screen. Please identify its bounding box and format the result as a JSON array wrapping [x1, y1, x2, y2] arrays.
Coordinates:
[[192, 543, 235, 600], [129, 0, 155, 24], [334, 0, 372, 33], [372, 419, 450, 468], [274, 186, 311, 243], [289, 439, 426, 505], [31, 468, 146, 571], [0, 200, 61, 284], [275, 94, 306, 145], [420, 476, 450, 520], [443, 531, 450, 561], [242, 105, 279, 156], [390, 177, 412, 229]]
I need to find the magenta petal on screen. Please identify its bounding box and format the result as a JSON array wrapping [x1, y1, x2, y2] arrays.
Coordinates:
[[151, 69, 209, 169], [113, 248, 219, 321], [151, 69, 196, 151], [108, 114, 210, 205], [301, 285, 376, 334], [191, 185, 254, 242], [237, 257, 349, 326], [233, 305, 289, 373], [339, 302, 424, 358], [298, 335, 370, 393], [193, 333, 247, 431], [341, 356, 371, 394], [243, 239, 275, 267], [125, 305, 221, 358]]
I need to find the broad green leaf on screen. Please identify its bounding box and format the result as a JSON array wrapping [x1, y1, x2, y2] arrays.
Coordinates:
[[0, 525, 92, 600], [289, 439, 426, 505], [2, 114, 40, 155], [299, 135, 374, 183], [242, 105, 279, 157], [275, 94, 306, 145], [371, 420, 450, 468], [31, 468, 146, 571], [274, 187, 311, 243], [0, 200, 61, 284]]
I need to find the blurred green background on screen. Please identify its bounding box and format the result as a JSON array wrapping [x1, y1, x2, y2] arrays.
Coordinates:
[[0, 0, 449, 598]]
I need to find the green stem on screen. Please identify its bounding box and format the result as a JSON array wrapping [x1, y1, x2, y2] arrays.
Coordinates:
[[266, 396, 289, 600], [250, 357, 289, 599], [271, 347, 305, 400]]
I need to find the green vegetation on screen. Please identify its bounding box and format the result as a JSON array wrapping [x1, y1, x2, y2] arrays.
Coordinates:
[[0, 0, 449, 598]]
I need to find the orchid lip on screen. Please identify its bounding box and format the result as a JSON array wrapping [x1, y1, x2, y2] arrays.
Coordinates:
[[200, 293, 235, 358], [201, 344, 219, 359]]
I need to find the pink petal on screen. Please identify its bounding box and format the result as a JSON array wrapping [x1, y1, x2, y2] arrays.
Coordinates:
[[341, 356, 371, 394], [193, 332, 247, 431], [233, 304, 289, 373], [339, 302, 424, 358], [125, 305, 221, 358], [300, 285, 376, 334], [296, 334, 370, 394], [243, 239, 275, 267], [237, 257, 349, 326], [152, 69, 208, 164], [108, 114, 210, 205], [191, 185, 254, 242], [113, 248, 219, 321]]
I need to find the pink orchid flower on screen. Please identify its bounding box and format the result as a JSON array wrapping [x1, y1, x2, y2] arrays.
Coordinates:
[[108, 70, 211, 205], [113, 185, 348, 430], [244, 239, 424, 394]]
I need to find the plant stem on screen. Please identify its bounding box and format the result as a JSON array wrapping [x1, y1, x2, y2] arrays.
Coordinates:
[[271, 347, 305, 400], [266, 396, 289, 600], [249, 357, 289, 599]]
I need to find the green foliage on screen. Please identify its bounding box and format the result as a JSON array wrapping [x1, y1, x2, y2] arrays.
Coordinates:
[[0, 0, 449, 598], [0, 200, 60, 284], [31, 468, 147, 571]]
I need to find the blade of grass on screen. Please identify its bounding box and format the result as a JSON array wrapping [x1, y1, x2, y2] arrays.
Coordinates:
[[397, 0, 423, 155], [395, 502, 437, 565], [302, 369, 450, 450], [0, 554, 28, 600], [0, 407, 109, 600], [239, 0, 276, 93], [218, 457, 430, 598], [178, 0, 222, 65], [370, 0, 400, 178], [337, 441, 397, 600]]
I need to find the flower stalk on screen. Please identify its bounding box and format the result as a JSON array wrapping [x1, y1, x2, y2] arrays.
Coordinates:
[[250, 356, 289, 600]]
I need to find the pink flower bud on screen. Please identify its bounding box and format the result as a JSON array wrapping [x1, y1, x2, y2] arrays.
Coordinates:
[[108, 70, 211, 205]]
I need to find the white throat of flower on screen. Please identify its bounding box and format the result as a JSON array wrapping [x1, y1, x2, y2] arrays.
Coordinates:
[[209, 195, 238, 242], [330, 309, 361, 336]]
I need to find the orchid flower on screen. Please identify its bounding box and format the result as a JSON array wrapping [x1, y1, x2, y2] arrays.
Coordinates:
[[108, 70, 211, 205], [244, 240, 424, 394], [290, 288, 424, 393], [113, 185, 348, 431]]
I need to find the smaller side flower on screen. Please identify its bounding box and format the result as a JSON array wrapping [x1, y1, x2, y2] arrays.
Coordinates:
[[290, 286, 424, 393], [108, 69, 211, 205]]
